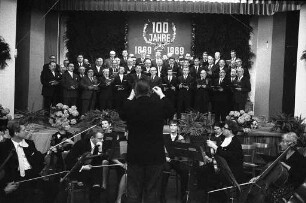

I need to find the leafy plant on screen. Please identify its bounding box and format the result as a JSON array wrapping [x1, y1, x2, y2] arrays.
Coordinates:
[[271, 113, 306, 146], [77, 109, 126, 132], [0, 36, 11, 69], [178, 111, 210, 137]]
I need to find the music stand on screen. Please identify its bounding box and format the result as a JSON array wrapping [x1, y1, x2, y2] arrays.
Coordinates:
[[165, 142, 206, 203]]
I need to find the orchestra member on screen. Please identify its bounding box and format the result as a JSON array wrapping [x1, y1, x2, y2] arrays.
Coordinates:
[[0, 121, 45, 203], [161, 120, 188, 203], [65, 130, 112, 203]]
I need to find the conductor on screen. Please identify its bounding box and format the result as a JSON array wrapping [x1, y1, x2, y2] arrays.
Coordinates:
[[119, 79, 175, 203]]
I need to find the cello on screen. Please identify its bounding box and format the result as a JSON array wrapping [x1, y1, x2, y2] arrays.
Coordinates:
[[241, 144, 294, 203]]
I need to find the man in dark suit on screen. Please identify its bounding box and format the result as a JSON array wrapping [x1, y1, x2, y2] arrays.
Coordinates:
[[42, 55, 60, 72], [80, 69, 99, 115], [143, 59, 152, 77], [61, 63, 79, 107], [104, 50, 116, 69], [92, 58, 104, 79], [228, 68, 238, 111], [212, 70, 230, 122], [215, 59, 229, 79], [135, 50, 146, 66], [120, 50, 128, 68], [151, 51, 162, 67], [233, 68, 251, 111], [204, 55, 218, 80], [156, 58, 167, 79], [201, 51, 209, 67], [149, 67, 162, 88], [189, 57, 203, 79], [162, 68, 178, 117], [112, 66, 130, 111], [65, 130, 112, 203], [74, 54, 89, 73], [128, 65, 148, 88], [125, 58, 136, 75], [214, 51, 221, 67], [0, 122, 45, 203], [40, 61, 61, 113], [235, 58, 250, 79], [177, 66, 194, 119], [166, 57, 179, 77], [119, 80, 175, 203]]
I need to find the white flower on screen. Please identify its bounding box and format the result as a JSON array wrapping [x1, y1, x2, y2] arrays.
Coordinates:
[[234, 111, 240, 117], [55, 111, 63, 117], [71, 105, 77, 110], [238, 117, 245, 124], [229, 111, 235, 116], [62, 105, 69, 110], [226, 116, 231, 120], [71, 111, 79, 117], [70, 119, 77, 125], [244, 114, 251, 121], [56, 103, 63, 108], [239, 110, 245, 115]]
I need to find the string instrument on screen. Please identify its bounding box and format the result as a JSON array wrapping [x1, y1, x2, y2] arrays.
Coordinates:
[[0, 148, 15, 180], [208, 133, 219, 173], [242, 144, 293, 203], [40, 125, 97, 181]]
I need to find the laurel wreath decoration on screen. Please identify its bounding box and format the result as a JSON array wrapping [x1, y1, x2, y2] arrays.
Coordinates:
[[143, 21, 176, 50]]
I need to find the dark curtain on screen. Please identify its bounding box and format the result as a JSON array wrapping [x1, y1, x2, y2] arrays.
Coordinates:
[[193, 14, 254, 68], [65, 12, 126, 64]]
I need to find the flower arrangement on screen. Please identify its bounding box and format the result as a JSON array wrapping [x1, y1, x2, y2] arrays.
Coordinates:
[[77, 109, 126, 132], [226, 110, 259, 133], [49, 103, 79, 130], [0, 104, 12, 120], [179, 111, 211, 136]]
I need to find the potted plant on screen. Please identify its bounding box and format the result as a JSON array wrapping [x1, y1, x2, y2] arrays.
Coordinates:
[[271, 113, 306, 146]]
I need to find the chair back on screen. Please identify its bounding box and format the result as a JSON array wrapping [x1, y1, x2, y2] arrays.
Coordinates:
[[241, 144, 256, 163]]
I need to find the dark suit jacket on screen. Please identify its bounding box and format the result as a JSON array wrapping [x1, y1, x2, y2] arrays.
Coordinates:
[[165, 64, 179, 77], [0, 139, 44, 186], [80, 76, 99, 99], [40, 69, 61, 97], [43, 63, 60, 72], [112, 74, 130, 95], [233, 76, 251, 103], [120, 57, 128, 68], [156, 66, 167, 79], [177, 75, 194, 92], [119, 96, 175, 165], [65, 139, 112, 170], [135, 58, 146, 66], [128, 73, 148, 87], [61, 71, 79, 98], [189, 65, 204, 79], [149, 76, 162, 88], [162, 75, 178, 92], [126, 66, 136, 75], [212, 77, 230, 102], [104, 58, 114, 69], [204, 64, 218, 79], [92, 65, 104, 79]]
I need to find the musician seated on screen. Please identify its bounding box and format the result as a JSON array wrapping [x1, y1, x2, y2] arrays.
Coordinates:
[[250, 132, 306, 202], [196, 120, 244, 203], [0, 121, 45, 203], [101, 119, 127, 186], [65, 130, 112, 203], [161, 120, 189, 202]]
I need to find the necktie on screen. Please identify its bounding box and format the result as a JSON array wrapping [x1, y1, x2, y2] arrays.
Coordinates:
[[92, 145, 99, 155], [52, 71, 55, 77], [196, 67, 198, 73], [168, 76, 171, 82], [17, 144, 25, 177], [219, 78, 222, 85], [184, 76, 187, 80], [138, 74, 140, 79], [238, 77, 241, 82], [120, 76, 123, 82]]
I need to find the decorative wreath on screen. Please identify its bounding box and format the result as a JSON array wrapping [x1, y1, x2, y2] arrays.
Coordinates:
[[143, 21, 176, 50], [0, 36, 11, 69]]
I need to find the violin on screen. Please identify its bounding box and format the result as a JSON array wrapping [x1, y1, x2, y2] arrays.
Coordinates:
[[242, 144, 294, 203], [0, 148, 15, 180]]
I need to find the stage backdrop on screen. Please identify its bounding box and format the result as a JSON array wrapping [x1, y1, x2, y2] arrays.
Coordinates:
[[127, 14, 191, 58]]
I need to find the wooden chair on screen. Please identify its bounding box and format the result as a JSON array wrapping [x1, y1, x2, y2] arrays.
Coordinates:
[[241, 144, 257, 178]]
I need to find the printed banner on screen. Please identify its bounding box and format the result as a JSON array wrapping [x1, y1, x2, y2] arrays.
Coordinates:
[[127, 14, 192, 58]]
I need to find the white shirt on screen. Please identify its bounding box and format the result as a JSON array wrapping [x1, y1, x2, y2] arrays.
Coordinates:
[[96, 66, 101, 73], [168, 76, 172, 82], [11, 139, 32, 177], [51, 70, 55, 77], [119, 74, 123, 82], [68, 71, 74, 78], [220, 136, 233, 147], [90, 140, 96, 154], [238, 76, 243, 82]]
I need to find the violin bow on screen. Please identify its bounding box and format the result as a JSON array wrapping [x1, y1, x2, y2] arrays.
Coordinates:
[[14, 171, 69, 184], [49, 124, 97, 151]]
